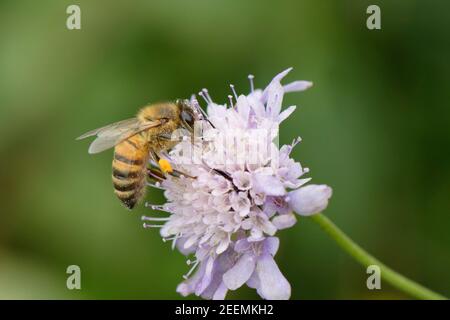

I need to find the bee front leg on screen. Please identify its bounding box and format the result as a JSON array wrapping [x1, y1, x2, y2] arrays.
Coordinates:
[[157, 133, 173, 141]]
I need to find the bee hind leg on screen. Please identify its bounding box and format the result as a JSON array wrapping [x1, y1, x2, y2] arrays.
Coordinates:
[[148, 149, 196, 179]]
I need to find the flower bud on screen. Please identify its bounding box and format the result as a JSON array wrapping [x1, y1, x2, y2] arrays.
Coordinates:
[[289, 184, 332, 216]]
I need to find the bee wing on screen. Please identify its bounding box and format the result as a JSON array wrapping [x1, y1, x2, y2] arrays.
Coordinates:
[[76, 118, 138, 140], [77, 118, 162, 154]]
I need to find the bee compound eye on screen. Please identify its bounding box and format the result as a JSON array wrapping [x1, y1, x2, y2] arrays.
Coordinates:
[[181, 110, 194, 128]]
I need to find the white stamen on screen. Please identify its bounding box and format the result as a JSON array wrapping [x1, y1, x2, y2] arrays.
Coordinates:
[[292, 136, 302, 148], [228, 95, 234, 108], [248, 74, 255, 92], [141, 215, 170, 222], [198, 91, 209, 105], [171, 233, 182, 250], [202, 88, 213, 104], [193, 99, 208, 117], [146, 182, 165, 190], [199, 105, 209, 119], [144, 202, 158, 208], [145, 202, 172, 213], [162, 233, 180, 243], [143, 223, 163, 228], [285, 137, 302, 156], [186, 259, 198, 265], [230, 84, 238, 100], [183, 259, 200, 279]]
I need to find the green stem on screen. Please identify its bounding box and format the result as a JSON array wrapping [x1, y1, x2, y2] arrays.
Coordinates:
[[310, 213, 447, 300]]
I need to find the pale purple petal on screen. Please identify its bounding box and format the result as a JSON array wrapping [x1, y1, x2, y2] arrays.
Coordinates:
[[262, 237, 280, 256], [175, 237, 197, 256], [255, 254, 291, 300], [261, 67, 293, 103], [289, 184, 333, 216], [252, 174, 286, 196], [247, 94, 265, 117], [261, 219, 277, 236], [264, 196, 291, 216], [278, 105, 296, 123], [272, 213, 297, 230], [223, 253, 256, 290], [212, 281, 228, 300], [176, 283, 192, 297], [261, 68, 293, 101], [235, 95, 251, 123], [271, 67, 293, 83], [283, 80, 313, 93], [266, 81, 284, 119], [246, 270, 260, 289], [216, 236, 231, 255], [200, 249, 235, 299], [230, 191, 251, 217], [232, 171, 252, 190], [248, 228, 264, 242], [183, 235, 198, 250], [234, 238, 251, 252], [195, 256, 215, 295]]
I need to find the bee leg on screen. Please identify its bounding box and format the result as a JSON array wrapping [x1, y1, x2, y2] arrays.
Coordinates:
[[148, 149, 160, 164], [148, 149, 173, 175], [157, 133, 174, 141], [147, 167, 164, 181], [158, 132, 191, 146], [149, 148, 196, 179]]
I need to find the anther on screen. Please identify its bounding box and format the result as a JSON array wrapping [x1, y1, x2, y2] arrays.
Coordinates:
[[186, 259, 198, 265]]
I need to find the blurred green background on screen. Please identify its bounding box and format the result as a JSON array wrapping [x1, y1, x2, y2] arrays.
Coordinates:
[[0, 0, 449, 299]]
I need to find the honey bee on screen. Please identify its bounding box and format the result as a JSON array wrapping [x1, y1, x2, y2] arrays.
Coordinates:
[[77, 99, 196, 209]]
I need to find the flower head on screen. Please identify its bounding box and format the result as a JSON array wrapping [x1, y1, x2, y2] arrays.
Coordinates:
[[142, 68, 332, 300]]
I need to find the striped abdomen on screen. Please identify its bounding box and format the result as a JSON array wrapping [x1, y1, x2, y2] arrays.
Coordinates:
[[112, 134, 149, 209]]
